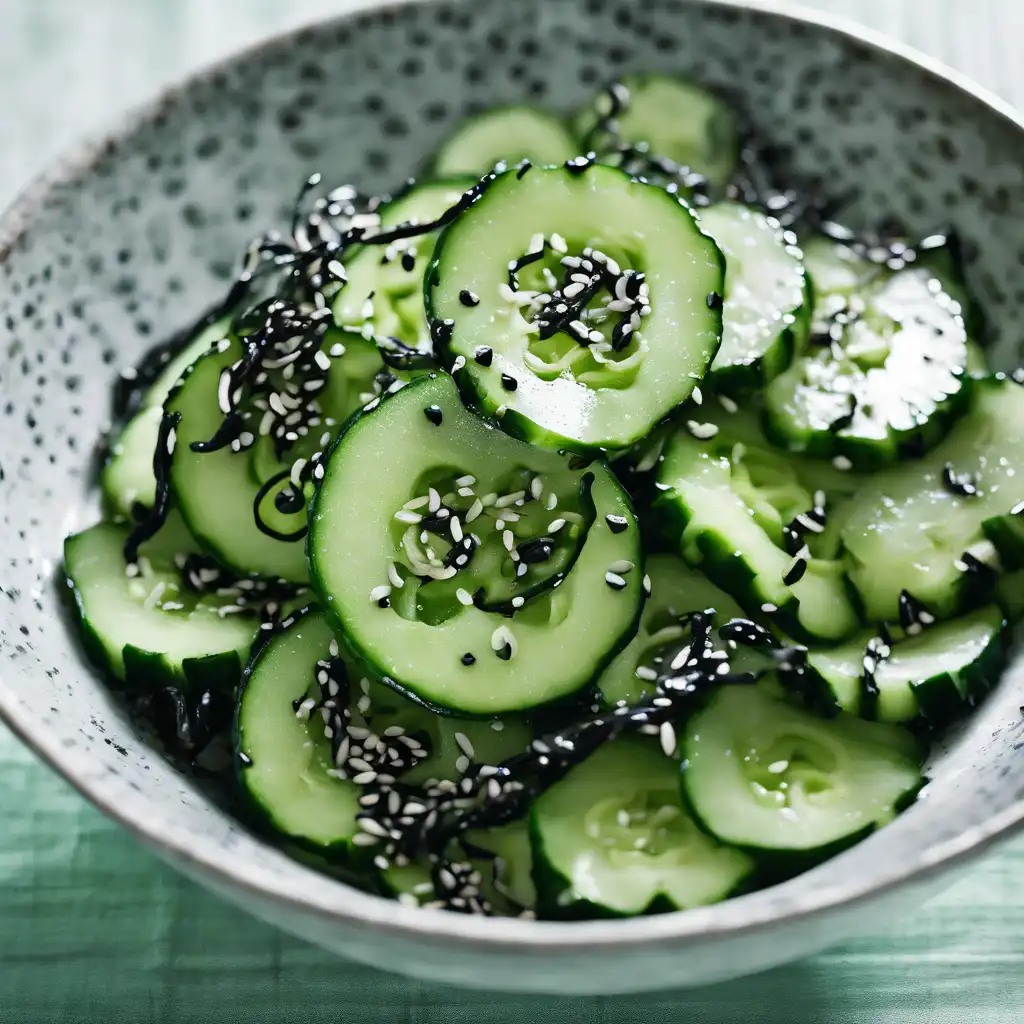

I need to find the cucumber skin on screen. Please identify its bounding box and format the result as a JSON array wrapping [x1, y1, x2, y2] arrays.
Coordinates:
[[62, 557, 247, 696], [528, 807, 754, 920], [307, 376, 649, 719]]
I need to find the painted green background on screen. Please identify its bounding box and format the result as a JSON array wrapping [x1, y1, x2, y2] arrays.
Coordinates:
[[0, 1, 1021, 1020]]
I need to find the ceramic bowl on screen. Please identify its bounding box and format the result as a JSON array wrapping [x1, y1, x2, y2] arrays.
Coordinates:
[[1, 0, 1022, 995]]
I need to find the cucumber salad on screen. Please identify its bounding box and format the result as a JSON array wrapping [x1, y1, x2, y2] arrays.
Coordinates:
[[64, 76, 1022, 920]]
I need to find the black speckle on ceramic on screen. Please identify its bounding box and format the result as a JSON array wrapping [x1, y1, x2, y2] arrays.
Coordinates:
[[0, 0, 1022, 995]]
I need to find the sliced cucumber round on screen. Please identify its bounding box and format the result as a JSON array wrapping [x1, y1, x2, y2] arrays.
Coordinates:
[[839, 376, 1024, 621], [333, 178, 475, 358], [103, 316, 231, 517], [803, 605, 1007, 724], [463, 820, 536, 912], [532, 738, 754, 918], [598, 554, 745, 707], [765, 236, 970, 469], [426, 163, 723, 451], [682, 686, 922, 865], [654, 414, 859, 643], [576, 75, 739, 188], [697, 202, 809, 389], [237, 610, 360, 854], [309, 373, 644, 715], [237, 608, 531, 856], [433, 107, 577, 176], [65, 519, 256, 693]]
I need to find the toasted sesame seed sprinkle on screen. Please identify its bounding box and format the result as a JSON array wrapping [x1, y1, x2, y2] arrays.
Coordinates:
[[687, 420, 719, 440], [660, 721, 677, 758]]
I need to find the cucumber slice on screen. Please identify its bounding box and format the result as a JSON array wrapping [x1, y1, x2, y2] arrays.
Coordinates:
[[463, 820, 536, 911], [682, 686, 922, 864], [236, 609, 531, 856], [838, 376, 1024, 621], [532, 738, 754, 918], [426, 163, 723, 451], [803, 606, 1007, 723], [237, 610, 359, 854], [64, 519, 256, 693], [654, 416, 859, 643], [433, 107, 577, 176], [333, 179, 475, 358], [598, 554, 745, 707], [765, 235, 970, 469], [103, 316, 231, 517], [167, 339, 311, 582], [696, 202, 809, 389], [309, 373, 644, 715], [576, 75, 739, 188]]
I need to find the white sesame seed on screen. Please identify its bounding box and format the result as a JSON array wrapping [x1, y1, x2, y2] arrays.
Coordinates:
[[369, 585, 392, 603], [832, 455, 853, 470], [687, 420, 719, 440], [352, 771, 377, 786], [351, 832, 380, 847], [455, 732, 475, 758], [450, 517, 464, 543], [608, 559, 634, 574], [455, 755, 471, 774], [512, 596, 525, 608], [465, 499, 483, 523], [456, 588, 474, 607], [642, 574, 652, 596], [547, 518, 566, 533], [670, 645, 692, 670], [451, 356, 466, 373], [545, 492, 558, 510], [394, 509, 423, 524], [761, 603, 778, 613], [490, 721, 505, 732], [692, 386, 703, 406], [502, 529, 515, 551], [605, 572, 627, 589], [388, 563, 404, 588], [496, 490, 526, 508], [660, 721, 677, 757], [635, 665, 658, 682], [530, 476, 544, 500]]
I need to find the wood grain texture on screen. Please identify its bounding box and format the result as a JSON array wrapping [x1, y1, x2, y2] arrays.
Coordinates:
[[0, 1, 1022, 1020]]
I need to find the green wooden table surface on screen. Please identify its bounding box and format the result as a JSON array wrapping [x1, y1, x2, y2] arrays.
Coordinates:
[[1, 1, 1022, 1020]]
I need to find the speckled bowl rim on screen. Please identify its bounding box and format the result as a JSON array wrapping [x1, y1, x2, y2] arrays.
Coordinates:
[[1, 0, 1022, 956]]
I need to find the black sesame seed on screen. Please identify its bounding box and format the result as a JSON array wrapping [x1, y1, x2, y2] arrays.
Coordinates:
[[605, 514, 629, 534], [501, 373, 518, 392], [461, 653, 476, 666], [377, 596, 391, 609], [459, 289, 480, 307], [942, 462, 979, 498], [424, 405, 443, 426], [401, 252, 416, 272], [517, 537, 556, 563], [496, 642, 513, 661], [706, 291, 723, 311], [782, 558, 807, 586], [473, 346, 493, 367], [516, 159, 532, 180]]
